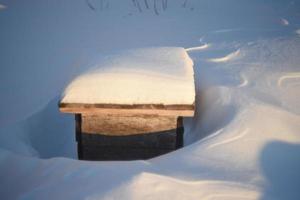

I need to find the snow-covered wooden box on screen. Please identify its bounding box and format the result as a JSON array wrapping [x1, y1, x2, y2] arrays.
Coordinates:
[[59, 47, 195, 160]]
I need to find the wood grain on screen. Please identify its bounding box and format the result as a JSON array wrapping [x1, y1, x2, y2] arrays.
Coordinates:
[[81, 114, 178, 136]]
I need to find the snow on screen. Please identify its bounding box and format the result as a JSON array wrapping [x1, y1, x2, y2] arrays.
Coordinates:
[[1, 0, 300, 200], [280, 18, 289, 26], [61, 47, 195, 105], [207, 49, 241, 63], [0, 4, 6, 10], [185, 43, 210, 52]]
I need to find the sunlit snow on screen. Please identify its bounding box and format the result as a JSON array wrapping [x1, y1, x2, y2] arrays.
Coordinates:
[[0, 0, 300, 199]]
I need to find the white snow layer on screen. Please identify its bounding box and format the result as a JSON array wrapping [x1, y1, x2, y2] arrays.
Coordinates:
[[61, 47, 195, 105], [1, 0, 300, 200]]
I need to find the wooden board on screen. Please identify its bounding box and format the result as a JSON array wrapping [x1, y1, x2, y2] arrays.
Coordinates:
[[81, 114, 177, 136], [59, 103, 194, 117], [75, 115, 184, 160]]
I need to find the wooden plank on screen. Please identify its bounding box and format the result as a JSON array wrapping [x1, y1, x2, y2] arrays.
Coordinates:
[[59, 102, 195, 117], [60, 103, 194, 110], [176, 117, 184, 148], [81, 114, 177, 136], [75, 114, 83, 160], [75, 114, 82, 142]]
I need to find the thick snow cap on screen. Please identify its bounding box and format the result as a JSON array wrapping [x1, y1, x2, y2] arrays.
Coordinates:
[[61, 47, 195, 106]]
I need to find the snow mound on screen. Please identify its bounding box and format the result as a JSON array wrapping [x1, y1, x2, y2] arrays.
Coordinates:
[[1, 1, 300, 200], [61, 47, 195, 105], [100, 172, 259, 200]]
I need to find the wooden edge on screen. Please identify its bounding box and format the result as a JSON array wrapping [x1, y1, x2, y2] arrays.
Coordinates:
[[176, 117, 184, 149], [59, 102, 195, 117], [75, 114, 82, 142], [75, 114, 83, 160]]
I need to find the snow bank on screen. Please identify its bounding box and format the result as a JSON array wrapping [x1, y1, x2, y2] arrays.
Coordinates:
[[61, 47, 195, 105], [99, 172, 259, 200], [1, 0, 300, 200]]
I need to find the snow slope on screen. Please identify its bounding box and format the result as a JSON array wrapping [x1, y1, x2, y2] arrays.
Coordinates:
[[0, 0, 300, 199]]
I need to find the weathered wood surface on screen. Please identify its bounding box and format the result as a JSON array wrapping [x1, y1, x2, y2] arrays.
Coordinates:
[[59, 102, 195, 117], [74, 113, 185, 160], [81, 114, 177, 136]]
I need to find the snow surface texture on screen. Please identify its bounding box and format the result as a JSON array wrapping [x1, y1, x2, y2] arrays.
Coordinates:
[[61, 47, 195, 105], [1, 0, 300, 200]]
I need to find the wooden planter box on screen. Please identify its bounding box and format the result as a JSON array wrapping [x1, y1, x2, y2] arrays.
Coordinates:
[[58, 48, 195, 160], [59, 104, 193, 160]]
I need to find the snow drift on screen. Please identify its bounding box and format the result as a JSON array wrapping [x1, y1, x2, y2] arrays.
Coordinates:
[[0, 0, 300, 200]]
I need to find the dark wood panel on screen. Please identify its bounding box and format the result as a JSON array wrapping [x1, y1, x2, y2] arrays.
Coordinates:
[[176, 117, 184, 148], [81, 146, 175, 161], [81, 130, 177, 149]]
